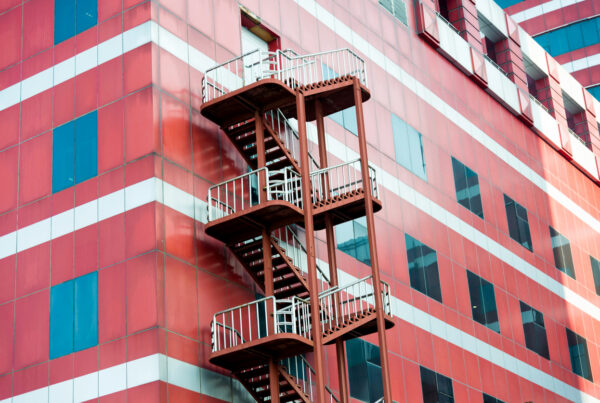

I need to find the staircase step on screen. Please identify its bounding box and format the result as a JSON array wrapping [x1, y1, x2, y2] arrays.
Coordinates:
[[226, 121, 256, 138], [244, 136, 277, 155], [274, 275, 303, 289], [237, 365, 269, 380], [231, 239, 263, 254], [276, 284, 308, 299], [281, 392, 304, 402], [267, 158, 297, 170], [256, 382, 294, 398]]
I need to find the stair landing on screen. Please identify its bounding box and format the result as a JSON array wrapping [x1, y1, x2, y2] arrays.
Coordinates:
[[210, 333, 313, 371], [312, 189, 382, 230], [322, 309, 395, 345]]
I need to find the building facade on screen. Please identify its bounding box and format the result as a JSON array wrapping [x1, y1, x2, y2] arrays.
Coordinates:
[[498, 0, 600, 100], [0, 0, 599, 402]]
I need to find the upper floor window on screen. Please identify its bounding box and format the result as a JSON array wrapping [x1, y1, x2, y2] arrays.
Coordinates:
[[406, 234, 442, 302], [336, 218, 371, 266], [566, 328, 594, 382], [322, 65, 358, 135], [483, 394, 505, 403], [520, 301, 549, 359], [420, 366, 454, 402], [392, 114, 427, 180], [451, 157, 483, 218], [549, 227, 575, 279], [346, 338, 383, 402], [379, 0, 408, 26], [55, 0, 98, 44], [467, 271, 499, 333], [504, 195, 532, 252], [534, 16, 600, 57], [590, 256, 600, 296], [52, 111, 98, 193]]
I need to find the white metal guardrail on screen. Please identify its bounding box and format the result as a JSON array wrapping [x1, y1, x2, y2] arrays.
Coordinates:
[[272, 225, 332, 293], [210, 296, 312, 353], [318, 275, 392, 335], [202, 48, 368, 103], [310, 158, 379, 205], [280, 355, 340, 402], [207, 167, 302, 221]]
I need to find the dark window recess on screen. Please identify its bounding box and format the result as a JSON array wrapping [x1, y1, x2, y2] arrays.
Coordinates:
[[336, 218, 371, 266], [504, 195, 533, 252], [484, 37, 498, 64], [591, 256, 600, 296], [392, 113, 427, 180], [451, 157, 484, 218], [566, 328, 594, 382], [520, 301, 549, 359], [483, 393, 505, 403], [549, 227, 576, 279], [467, 271, 500, 333], [420, 366, 454, 403], [406, 234, 442, 303], [379, 0, 408, 26], [346, 339, 384, 402]]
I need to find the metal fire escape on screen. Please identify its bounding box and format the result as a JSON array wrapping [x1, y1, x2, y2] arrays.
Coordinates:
[[200, 48, 395, 402]]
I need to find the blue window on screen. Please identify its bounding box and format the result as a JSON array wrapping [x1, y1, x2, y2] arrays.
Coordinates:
[[587, 85, 600, 102], [483, 394, 505, 403], [322, 64, 358, 135], [54, 0, 98, 44], [467, 271, 499, 333], [420, 366, 454, 402], [504, 194, 532, 252], [591, 256, 600, 296], [50, 272, 98, 359], [346, 338, 383, 403], [566, 328, 593, 381], [520, 301, 549, 359], [549, 227, 575, 279], [405, 234, 442, 302], [379, 0, 408, 26], [52, 111, 98, 193], [336, 217, 371, 265], [534, 17, 600, 57], [494, 0, 523, 8], [392, 113, 427, 180], [451, 157, 483, 219]]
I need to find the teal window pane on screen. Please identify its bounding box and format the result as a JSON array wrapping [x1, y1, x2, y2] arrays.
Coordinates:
[[336, 218, 371, 266], [504, 195, 532, 252], [467, 271, 499, 333], [534, 17, 600, 57], [54, 0, 76, 44], [74, 111, 98, 185], [405, 234, 442, 302], [50, 281, 74, 359], [392, 113, 427, 180], [520, 301, 549, 359], [321, 64, 358, 135], [74, 272, 98, 352], [52, 121, 75, 193], [346, 339, 383, 402], [76, 0, 98, 35], [549, 227, 576, 279], [494, 0, 523, 7], [591, 256, 600, 295], [451, 157, 483, 219], [420, 366, 454, 402], [566, 328, 594, 381]]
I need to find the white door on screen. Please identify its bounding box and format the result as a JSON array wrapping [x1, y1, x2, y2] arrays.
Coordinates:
[[241, 27, 270, 84]]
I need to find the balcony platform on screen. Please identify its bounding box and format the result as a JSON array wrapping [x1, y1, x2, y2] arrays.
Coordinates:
[[280, 76, 371, 122], [201, 79, 297, 127], [206, 201, 304, 244], [322, 310, 395, 345], [210, 333, 313, 371], [312, 190, 382, 230]]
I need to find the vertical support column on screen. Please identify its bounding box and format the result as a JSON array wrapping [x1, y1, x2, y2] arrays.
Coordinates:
[[495, 16, 528, 91], [446, 0, 483, 53], [255, 111, 268, 199], [296, 91, 327, 403], [262, 230, 280, 402], [315, 100, 350, 403], [578, 87, 600, 153], [352, 77, 393, 402], [537, 56, 569, 128]]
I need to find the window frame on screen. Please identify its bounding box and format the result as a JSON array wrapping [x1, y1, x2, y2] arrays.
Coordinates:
[[467, 270, 500, 333], [519, 301, 550, 359], [451, 157, 484, 219], [405, 234, 442, 302], [566, 328, 594, 382], [549, 226, 576, 279], [504, 194, 533, 252]]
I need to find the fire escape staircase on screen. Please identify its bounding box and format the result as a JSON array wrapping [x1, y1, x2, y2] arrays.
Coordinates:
[[200, 48, 393, 402]]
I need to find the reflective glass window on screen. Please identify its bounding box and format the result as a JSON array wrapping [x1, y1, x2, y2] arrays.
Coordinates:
[[591, 256, 600, 296], [392, 114, 427, 180], [451, 157, 483, 218], [54, 0, 98, 44], [321, 64, 358, 135], [467, 271, 499, 333], [504, 195, 533, 252], [336, 217, 371, 266], [483, 393, 505, 403], [420, 366, 454, 403], [520, 301, 549, 359], [549, 227, 575, 279], [346, 339, 383, 402], [535, 17, 600, 57], [566, 328, 594, 381], [405, 234, 442, 302]]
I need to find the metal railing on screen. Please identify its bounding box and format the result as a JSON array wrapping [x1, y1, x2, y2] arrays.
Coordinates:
[[318, 275, 392, 335], [203, 49, 279, 103], [310, 158, 379, 205], [280, 355, 340, 402], [435, 11, 460, 35], [207, 167, 302, 221], [211, 296, 312, 353], [529, 93, 550, 114], [278, 48, 367, 89], [272, 225, 332, 293], [483, 54, 511, 79], [568, 127, 589, 147], [202, 48, 368, 103], [264, 109, 320, 172]]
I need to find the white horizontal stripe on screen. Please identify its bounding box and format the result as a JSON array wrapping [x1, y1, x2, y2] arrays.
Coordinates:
[[0, 354, 254, 403], [512, 0, 586, 23], [0, 176, 596, 401], [564, 53, 600, 73]]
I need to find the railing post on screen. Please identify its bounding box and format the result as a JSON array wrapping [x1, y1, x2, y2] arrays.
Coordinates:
[[352, 76, 392, 402], [255, 111, 268, 201], [315, 99, 350, 403], [296, 90, 328, 403]]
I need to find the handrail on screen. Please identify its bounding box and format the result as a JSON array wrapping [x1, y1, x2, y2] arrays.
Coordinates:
[[318, 275, 392, 335], [435, 11, 460, 35], [207, 166, 303, 222], [280, 354, 340, 402], [568, 127, 589, 147], [310, 158, 379, 205], [211, 296, 312, 353], [483, 54, 511, 79], [529, 93, 550, 114]]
